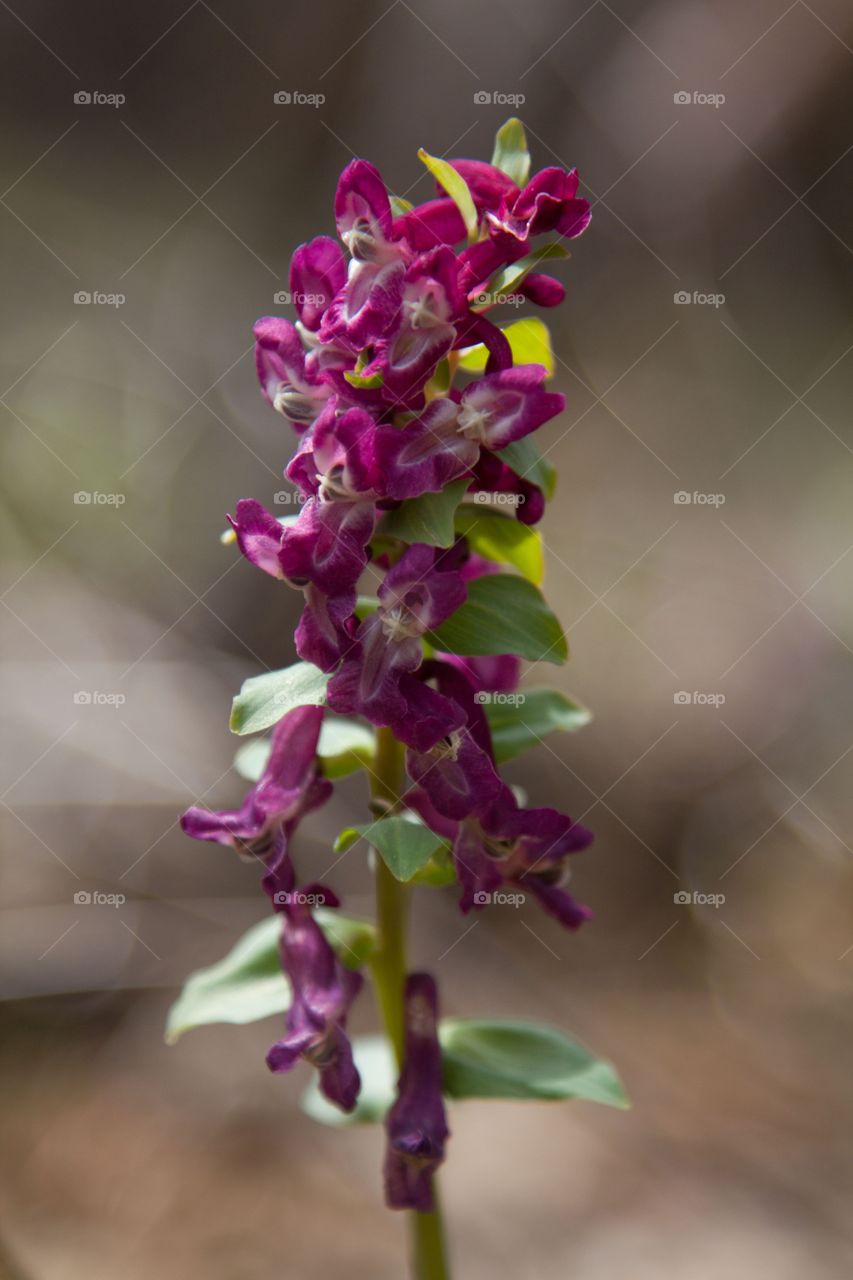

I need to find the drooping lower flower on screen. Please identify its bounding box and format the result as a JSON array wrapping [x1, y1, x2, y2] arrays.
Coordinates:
[[180, 705, 330, 863], [263, 856, 363, 1112], [384, 973, 449, 1211], [326, 544, 467, 751]]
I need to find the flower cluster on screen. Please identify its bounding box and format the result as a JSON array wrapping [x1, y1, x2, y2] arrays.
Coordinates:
[[182, 127, 593, 1213]]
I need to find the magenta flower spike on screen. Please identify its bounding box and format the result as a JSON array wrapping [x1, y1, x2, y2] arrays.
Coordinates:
[[172, 120, 627, 1280]]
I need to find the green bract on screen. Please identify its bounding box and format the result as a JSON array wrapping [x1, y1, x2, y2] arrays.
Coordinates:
[[230, 662, 329, 735], [427, 574, 568, 663]]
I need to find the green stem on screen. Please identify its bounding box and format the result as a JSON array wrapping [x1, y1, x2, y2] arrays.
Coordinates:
[[369, 727, 451, 1280]]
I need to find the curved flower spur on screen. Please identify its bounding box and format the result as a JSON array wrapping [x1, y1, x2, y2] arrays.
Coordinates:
[[169, 119, 628, 1280]]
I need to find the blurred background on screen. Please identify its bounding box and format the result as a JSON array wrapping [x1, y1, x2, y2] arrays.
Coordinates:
[[2, 0, 852, 1275]]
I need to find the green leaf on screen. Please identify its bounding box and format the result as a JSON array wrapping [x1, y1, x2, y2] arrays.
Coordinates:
[[484, 687, 592, 763], [440, 1019, 630, 1107], [165, 917, 289, 1044], [353, 815, 446, 881], [455, 504, 544, 584], [389, 194, 414, 217], [491, 117, 531, 187], [301, 1035, 395, 1126], [230, 662, 329, 735], [165, 910, 378, 1043], [457, 317, 555, 378], [428, 574, 567, 664], [379, 478, 470, 548], [300, 1022, 629, 1127], [497, 436, 557, 500], [313, 908, 377, 971], [482, 243, 569, 302], [417, 148, 478, 243]]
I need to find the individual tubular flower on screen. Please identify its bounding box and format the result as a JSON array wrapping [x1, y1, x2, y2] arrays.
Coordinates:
[[326, 544, 468, 751], [384, 973, 449, 1211], [289, 235, 347, 331], [376, 364, 562, 503], [180, 705, 330, 862], [334, 159, 406, 265], [453, 785, 594, 928], [405, 660, 503, 822], [282, 402, 384, 595], [253, 316, 336, 429], [263, 856, 363, 1112], [227, 501, 356, 670]]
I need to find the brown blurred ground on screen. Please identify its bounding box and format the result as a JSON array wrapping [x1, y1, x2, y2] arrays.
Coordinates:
[[2, 0, 853, 1276]]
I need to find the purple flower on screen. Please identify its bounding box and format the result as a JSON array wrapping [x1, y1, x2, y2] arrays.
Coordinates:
[[334, 159, 405, 264], [393, 197, 467, 251], [452, 785, 594, 928], [263, 856, 363, 1112], [319, 258, 406, 351], [472, 450, 546, 526], [376, 398, 479, 500], [289, 235, 347, 331], [384, 973, 449, 1211], [454, 364, 564, 450], [253, 316, 335, 429], [233, 409, 379, 599], [180, 705, 330, 861], [327, 544, 467, 751], [405, 660, 502, 822], [224, 499, 353, 670]]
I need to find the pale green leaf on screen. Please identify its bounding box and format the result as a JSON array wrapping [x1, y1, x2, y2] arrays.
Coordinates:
[[484, 687, 592, 763], [230, 663, 329, 736], [417, 148, 478, 242], [379, 478, 470, 548], [491, 117, 531, 187], [454, 504, 544, 584], [428, 574, 567, 664]]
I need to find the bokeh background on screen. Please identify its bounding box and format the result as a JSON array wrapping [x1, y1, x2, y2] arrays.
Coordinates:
[[2, 1, 853, 1276]]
